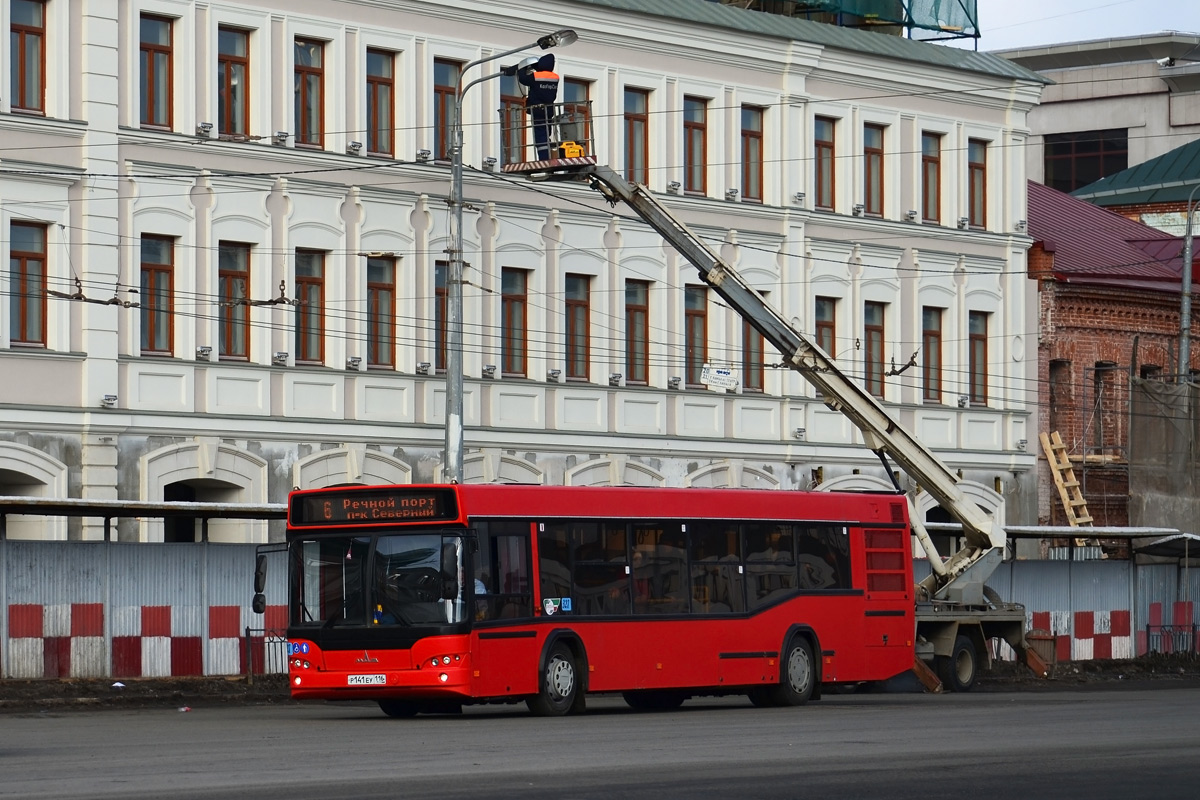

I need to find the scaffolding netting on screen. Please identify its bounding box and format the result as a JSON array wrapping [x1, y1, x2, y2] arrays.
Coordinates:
[[1129, 378, 1200, 534], [719, 0, 979, 41]]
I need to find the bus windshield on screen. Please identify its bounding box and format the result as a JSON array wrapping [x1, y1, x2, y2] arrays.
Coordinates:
[[291, 533, 468, 627]]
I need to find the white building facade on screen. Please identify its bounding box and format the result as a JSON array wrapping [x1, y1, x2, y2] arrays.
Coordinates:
[[0, 0, 1043, 541]]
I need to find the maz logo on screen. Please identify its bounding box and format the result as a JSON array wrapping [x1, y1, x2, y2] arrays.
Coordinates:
[[355, 651, 379, 663]]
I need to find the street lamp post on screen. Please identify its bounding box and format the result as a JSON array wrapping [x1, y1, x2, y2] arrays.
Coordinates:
[[1178, 183, 1200, 381], [444, 29, 577, 483]]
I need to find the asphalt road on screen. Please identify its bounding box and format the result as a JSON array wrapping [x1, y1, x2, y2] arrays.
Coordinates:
[[2, 688, 1197, 799]]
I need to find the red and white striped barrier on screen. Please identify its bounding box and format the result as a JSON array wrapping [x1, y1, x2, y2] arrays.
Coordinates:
[[1029, 610, 1135, 661], [5, 602, 286, 679]]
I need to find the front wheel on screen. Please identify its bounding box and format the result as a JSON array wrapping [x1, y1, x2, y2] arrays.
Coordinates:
[[937, 634, 978, 692], [768, 637, 816, 706], [527, 643, 579, 716]]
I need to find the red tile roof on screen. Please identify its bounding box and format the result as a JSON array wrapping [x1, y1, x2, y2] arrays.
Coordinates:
[[1027, 180, 1193, 292]]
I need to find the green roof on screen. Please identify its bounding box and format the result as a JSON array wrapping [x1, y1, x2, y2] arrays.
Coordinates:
[[565, 0, 1048, 83], [1072, 138, 1200, 206]]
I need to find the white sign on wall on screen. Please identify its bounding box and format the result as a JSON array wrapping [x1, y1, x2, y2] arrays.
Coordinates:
[[700, 364, 740, 389]]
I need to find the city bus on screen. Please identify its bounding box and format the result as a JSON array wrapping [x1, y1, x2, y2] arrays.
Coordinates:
[[277, 483, 915, 716]]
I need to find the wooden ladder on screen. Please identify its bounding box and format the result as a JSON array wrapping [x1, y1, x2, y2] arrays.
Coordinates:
[[1040, 431, 1093, 526]]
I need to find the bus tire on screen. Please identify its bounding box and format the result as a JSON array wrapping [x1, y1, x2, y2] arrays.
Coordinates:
[[623, 690, 686, 711], [527, 643, 578, 716], [768, 636, 815, 706], [378, 699, 420, 718], [937, 634, 978, 692]]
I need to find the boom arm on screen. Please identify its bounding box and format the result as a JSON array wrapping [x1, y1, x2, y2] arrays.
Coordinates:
[[574, 165, 1006, 602]]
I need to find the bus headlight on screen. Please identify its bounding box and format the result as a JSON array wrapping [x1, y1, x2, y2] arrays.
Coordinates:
[[439, 673, 449, 682]]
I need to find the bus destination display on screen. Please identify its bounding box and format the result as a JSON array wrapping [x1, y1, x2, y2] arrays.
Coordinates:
[[291, 489, 458, 526]]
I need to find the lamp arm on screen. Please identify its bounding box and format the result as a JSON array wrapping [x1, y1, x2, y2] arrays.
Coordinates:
[[456, 40, 542, 100]]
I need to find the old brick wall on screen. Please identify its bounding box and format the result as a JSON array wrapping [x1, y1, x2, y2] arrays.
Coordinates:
[[1038, 268, 1193, 526]]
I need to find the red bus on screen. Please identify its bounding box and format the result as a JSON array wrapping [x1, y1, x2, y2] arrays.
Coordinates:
[[280, 484, 915, 716]]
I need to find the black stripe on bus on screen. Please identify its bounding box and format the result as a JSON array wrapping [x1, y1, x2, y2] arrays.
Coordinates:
[[864, 609, 907, 617], [478, 630, 538, 640], [719, 651, 776, 660]]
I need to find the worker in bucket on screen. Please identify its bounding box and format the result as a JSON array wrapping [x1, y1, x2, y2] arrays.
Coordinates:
[[505, 53, 560, 160]]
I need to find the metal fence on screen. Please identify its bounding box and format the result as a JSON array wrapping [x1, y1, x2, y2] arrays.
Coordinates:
[[243, 627, 290, 679], [1146, 625, 1198, 656], [2, 538, 1197, 679]]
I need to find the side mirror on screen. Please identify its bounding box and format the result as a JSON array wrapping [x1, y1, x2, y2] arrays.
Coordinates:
[[252, 593, 266, 614], [253, 553, 268, 593], [441, 579, 460, 601]]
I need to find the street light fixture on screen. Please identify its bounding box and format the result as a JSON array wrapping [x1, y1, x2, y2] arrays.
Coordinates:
[[444, 29, 578, 484], [1178, 183, 1200, 381]]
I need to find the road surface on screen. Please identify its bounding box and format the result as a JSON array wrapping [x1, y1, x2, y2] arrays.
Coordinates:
[[1, 688, 1196, 799]]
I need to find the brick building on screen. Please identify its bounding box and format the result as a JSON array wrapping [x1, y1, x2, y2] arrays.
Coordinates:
[[1029, 180, 1197, 530]]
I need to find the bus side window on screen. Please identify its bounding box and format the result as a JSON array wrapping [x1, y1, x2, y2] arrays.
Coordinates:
[[797, 524, 850, 590], [538, 522, 572, 611], [572, 521, 631, 615], [631, 523, 688, 615], [479, 521, 534, 620], [744, 523, 797, 609], [689, 521, 743, 614]]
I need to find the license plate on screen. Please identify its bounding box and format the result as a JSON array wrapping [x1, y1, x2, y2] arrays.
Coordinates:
[[347, 674, 386, 686]]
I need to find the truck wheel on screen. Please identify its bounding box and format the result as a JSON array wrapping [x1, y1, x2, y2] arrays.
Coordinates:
[[378, 699, 420, 718], [937, 634, 978, 692], [527, 643, 578, 716], [768, 637, 815, 706]]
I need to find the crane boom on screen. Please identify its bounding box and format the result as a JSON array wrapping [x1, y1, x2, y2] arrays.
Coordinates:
[[546, 164, 1006, 602]]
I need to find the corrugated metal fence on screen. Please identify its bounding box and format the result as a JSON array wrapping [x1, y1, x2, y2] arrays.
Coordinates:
[[3, 541, 1197, 679], [0, 540, 288, 680]]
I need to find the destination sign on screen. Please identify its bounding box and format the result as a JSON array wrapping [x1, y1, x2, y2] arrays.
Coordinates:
[[290, 488, 458, 527]]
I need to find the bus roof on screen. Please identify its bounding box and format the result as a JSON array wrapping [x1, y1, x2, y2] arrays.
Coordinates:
[[287, 484, 908, 530]]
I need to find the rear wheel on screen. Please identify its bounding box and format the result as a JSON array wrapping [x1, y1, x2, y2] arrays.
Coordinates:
[[378, 699, 420, 718], [527, 643, 578, 716], [768, 637, 815, 706], [937, 634, 978, 692]]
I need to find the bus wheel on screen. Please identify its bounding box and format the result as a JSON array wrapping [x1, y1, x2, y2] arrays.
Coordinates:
[[378, 699, 420, 718], [623, 690, 686, 711], [769, 637, 815, 706], [527, 643, 578, 716], [937, 634, 978, 692]]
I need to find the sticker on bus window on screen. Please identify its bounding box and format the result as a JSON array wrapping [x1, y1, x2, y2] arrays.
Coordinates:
[[543, 598, 561, 615], [561, 598, 572, 612]]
